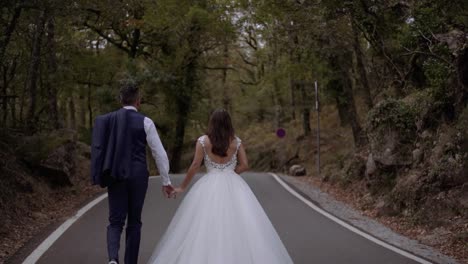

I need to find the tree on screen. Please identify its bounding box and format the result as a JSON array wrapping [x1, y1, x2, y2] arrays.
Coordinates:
[[25, 8, 47, 131], [143, 0, 235, 171]]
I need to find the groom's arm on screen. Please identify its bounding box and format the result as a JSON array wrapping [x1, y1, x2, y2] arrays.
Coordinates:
[[144, 117, 171, 186]]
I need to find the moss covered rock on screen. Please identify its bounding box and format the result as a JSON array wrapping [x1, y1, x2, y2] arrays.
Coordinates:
[[16, 129, 79, 188], [367, 99, 417, 167]]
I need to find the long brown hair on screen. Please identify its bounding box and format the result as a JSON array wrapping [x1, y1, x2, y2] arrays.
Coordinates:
[[207, 109, 235, 157]]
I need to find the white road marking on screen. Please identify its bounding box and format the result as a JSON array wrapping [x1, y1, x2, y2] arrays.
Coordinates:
[[23, 173, 433, 264], [269, 173, 433, 264], [22, 176, 161, 264]]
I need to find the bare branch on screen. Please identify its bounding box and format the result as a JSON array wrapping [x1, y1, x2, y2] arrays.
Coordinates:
[[401, 49, 454, 68], [204, 66, 236, 71], [83, 21, 130, 55], [237, 50, 257, 67]]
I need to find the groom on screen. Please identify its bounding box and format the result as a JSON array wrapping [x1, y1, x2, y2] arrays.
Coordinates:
[[91, 80, 175, 264]]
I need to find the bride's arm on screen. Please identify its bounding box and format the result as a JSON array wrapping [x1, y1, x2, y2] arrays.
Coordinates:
[[235, 144, 249, 174], [176, 141, 204, 192]]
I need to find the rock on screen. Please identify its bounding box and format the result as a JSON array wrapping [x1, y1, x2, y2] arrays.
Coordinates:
[[415, 119, 423, 131], [365, 153, 377, 177], [381, 147, 397, 166], [435, 29, 465, 55], [429, 132, 454, 165], [76, 141, 91, 159], [375, 200, 398, 217], [344, 154, 366, 180], [419, 227, 452, 246], [448, 156, 456, 164], [289, 164, 306, 176], [421, 130, 431, 139], [367, 99, 416, 167], [39, 141, 76, 188], [360, 193, 374, 208], [401, 208, 412, 217], [32, 212, 48, 220], [412, 148, 423, 164], [37, 164, 72, 187]]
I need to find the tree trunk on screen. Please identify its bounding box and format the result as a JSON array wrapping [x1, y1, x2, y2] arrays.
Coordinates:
[[129, 7, 143, 59], [45, 16, 60, 129], [271, 36, 285, 127], [351, 19, 373, 109], [330, 54, 366, 147], [19, 85, 25, 124], [170, 59, 197, 172], [68, 95, 76, 129], [2, 65, 8, 126], [2, 96, 8, 127], [59, 95, 67, 127], [328, 78, 350, 127], [170, 106, 189, 173], [289, 77, 296, 120], [355, 0, 406, 96], [222, 43, 231, 111], [273, 75, 285, 127], [287, 16, 298, 121], [170, 95, 192, 172], [335, 52, 366, 147], [26, 10, 47, 131], [169, 17, 202, 172], [0, 2, 23, 65], [79, 90, 86, 128], [299, 83, 311, 135], [10, 93, 16, 127], [336, 96, 349, 127], [88, 81, 93, 129], [2, 55, 18, 127], [343, 71, 366, 147]]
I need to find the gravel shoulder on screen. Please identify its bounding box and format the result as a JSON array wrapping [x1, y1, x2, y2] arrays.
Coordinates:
[[278, 174, 460, 264]]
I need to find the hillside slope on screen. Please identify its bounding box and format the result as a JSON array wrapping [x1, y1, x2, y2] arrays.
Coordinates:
[[0, 129, 103, 263], [243, 99, 467, 262]]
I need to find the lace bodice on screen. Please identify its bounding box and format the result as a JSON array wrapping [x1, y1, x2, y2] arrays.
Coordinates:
[[198, 135, 241, 172]]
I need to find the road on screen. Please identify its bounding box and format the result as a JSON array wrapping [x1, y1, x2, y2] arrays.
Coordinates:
[[30, 173, 425, 264]]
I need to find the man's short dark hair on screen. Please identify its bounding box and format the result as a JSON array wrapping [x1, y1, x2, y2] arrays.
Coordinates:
[[119, 79, 140, 105]]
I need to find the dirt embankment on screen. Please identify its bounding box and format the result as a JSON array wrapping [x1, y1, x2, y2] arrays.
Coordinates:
[[0, 129, 103, 263], [243, 100, 468, 263]]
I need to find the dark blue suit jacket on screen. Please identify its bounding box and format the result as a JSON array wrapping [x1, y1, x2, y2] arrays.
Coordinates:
[[91, 108, 147, 187]]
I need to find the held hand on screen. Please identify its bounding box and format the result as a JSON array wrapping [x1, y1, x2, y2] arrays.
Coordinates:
[[174, 187, 185, 194], [162, 185, 176, 199]]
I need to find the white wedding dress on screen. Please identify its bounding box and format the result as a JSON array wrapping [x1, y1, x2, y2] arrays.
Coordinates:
[[147, 136, 293, 264]]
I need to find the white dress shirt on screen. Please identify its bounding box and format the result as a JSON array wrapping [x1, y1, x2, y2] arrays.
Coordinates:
[[123, 106, 171, 186]]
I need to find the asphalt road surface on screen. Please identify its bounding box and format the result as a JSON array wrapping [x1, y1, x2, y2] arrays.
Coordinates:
[[31, 173, 424, 264]]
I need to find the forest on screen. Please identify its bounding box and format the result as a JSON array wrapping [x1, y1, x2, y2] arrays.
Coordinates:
[[0, 0, 467, 262]]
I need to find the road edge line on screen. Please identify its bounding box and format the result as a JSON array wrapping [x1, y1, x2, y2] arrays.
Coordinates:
[[21, 176, 161, 264], [269, 172, 433, 264], [21, 192, 108, 264]]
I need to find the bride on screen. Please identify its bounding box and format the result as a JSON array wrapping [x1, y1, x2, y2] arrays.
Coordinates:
[[147, 109, 293, 264]]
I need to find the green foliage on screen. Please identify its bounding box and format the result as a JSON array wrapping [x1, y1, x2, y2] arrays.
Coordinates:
[[367, 99, 416, 134], [1, 0, 466, 171], [423, 58, 452, 89], [78, 127, 92, 145], [16, 130, 76, 165], [427, 85, 454, 115]]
